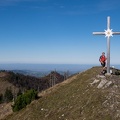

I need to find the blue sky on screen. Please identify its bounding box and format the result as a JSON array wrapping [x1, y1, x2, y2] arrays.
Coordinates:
[[0, 0, 120, 64]]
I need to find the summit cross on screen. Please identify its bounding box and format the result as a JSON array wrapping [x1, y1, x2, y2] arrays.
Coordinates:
[[93, 16, 120, 74]]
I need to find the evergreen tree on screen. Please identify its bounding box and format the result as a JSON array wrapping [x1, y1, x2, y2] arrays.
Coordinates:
[[0, 93, 3, 103], [12, 89, 37, 112], [4, 87, 13, 103], [17, 89, 22, 97]]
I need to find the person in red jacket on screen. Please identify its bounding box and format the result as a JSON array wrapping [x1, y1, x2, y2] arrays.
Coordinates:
[[99, 52, 107, 74], [99, 52, 107, 67]]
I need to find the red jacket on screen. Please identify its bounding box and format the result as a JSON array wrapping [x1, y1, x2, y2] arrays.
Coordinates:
[[99, 55, 106, 62]]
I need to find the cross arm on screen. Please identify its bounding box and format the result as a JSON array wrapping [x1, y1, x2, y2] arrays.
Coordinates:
[[112, 32, 120, 35], [93, 32, 105, 35]]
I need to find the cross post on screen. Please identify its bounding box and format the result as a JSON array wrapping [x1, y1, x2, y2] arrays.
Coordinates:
[[93, 16, 120, 74]]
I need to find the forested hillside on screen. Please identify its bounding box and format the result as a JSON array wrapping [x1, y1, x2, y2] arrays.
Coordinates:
[[0, 70, 64, 91], [0, 70, 65, 119]]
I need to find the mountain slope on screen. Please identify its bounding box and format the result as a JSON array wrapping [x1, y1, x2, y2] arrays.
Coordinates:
[[0, 71, 18, 120], [0, 70, 64, 120], [4, 67, 120, 120], [0, 71, 19, 95]]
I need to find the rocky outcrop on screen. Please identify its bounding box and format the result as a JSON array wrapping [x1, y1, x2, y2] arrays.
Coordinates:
[[90, 74, 120, 120]]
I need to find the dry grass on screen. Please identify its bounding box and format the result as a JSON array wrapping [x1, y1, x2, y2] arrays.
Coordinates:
[[0, 103, 13, 120]]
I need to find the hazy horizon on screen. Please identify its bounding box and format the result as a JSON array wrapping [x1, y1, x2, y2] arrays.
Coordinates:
[[0, 63, 97, 71], [0, 63, 120, 71]]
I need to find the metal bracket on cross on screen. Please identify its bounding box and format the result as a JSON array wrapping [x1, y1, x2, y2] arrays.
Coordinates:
[[93, 16, 120, 74]]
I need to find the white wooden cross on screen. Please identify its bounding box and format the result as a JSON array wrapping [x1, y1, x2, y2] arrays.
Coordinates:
[[93, 16, 120, 74]]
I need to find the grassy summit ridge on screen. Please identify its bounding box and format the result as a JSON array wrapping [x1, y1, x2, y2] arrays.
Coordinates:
[[5, 67, 120, 120]]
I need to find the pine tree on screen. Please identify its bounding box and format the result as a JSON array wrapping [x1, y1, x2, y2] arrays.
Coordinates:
[[17, 89, 22, 97], [12, 89, 38, 112], [0, 93, 3, 103], [4, 87, 13, 103]]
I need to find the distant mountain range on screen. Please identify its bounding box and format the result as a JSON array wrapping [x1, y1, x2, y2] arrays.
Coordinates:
[[11, 70, 49, 78], [11, 69, 78, 78], [1, 63, 120, 78], [0, 64, 96, 77]]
